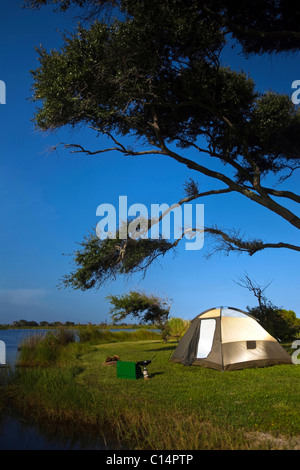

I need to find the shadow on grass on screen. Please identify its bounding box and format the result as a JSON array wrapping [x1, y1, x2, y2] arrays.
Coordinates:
[[149, 372, 164, 378], [146, 346, 177, 352]]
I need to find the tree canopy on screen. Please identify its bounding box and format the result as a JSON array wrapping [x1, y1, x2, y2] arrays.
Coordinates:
[[26, 0, 300, 289], [107, 290, 171, 341], [25, 0, 300, 55], [61, 231, 172, 290]]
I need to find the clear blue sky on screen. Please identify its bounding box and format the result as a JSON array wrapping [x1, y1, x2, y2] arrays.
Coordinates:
[[0, 1, 299, 324]]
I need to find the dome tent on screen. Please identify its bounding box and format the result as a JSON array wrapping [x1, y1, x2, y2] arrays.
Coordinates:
[[171, 306, 292, 371]]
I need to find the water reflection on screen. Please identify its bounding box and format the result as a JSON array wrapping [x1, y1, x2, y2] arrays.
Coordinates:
[[0, 329, 126, 450], [0, 411, 114, 450]]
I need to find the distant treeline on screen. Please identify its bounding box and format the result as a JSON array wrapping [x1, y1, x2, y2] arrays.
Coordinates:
[[0, 319, 157, 329]]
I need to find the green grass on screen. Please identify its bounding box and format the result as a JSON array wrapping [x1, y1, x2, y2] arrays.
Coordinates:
[[6, 335, 300, 450]]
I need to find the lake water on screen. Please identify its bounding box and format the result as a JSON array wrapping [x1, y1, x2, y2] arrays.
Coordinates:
[[0, 329, 50, 367], [0, 328, 133, 450]]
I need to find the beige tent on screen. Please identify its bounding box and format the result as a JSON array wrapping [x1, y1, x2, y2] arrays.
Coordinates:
[[171, 306, 292, 371]]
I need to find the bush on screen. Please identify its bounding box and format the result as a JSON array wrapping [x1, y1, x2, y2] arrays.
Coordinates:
[[247, 305, 300, 341], [168, 317, 190, 340]]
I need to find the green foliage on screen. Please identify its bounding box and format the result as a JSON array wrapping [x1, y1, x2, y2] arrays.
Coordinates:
[[31, 20, 261, 155], [29, 1, 300, 188], [167, 317, 190, 339], [24, 0, 90, 10], [31, 14, 225, 138], [248, 93, 300, 168], [12, 319, 39, 328], [247, 305, 300, 342], [24, 0, 300, 55], [276, 309, 300, 340], [26, 0, 300, 274], [27, 0, 300, 197], [61, 232, 173, 290], [107, 291, 171, 341]]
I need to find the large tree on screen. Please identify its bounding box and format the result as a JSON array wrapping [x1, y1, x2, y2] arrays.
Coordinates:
[[26, 0, 300, 289]]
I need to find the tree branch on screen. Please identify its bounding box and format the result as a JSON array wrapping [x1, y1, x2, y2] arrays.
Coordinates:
[[148, 112, 300, 230], [178, 138, 300, 205], [55, 110, 300, 233], [233, 273, 272, 310], [64, 143, 124, 155], [59, 142, 165, 157], [151, 187, 233, 227], [172, 225, 300, 255], [263, 187, 300, 204], [278, 165, 300, 185]]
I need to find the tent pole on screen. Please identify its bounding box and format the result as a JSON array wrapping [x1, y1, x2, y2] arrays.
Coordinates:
[[220, 306, 225, 372]]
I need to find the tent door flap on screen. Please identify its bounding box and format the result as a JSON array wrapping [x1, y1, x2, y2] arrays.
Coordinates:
[[196, 319, 216, 359]]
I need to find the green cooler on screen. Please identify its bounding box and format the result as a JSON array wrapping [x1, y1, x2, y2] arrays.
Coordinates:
[[117, 361, 143, 380]]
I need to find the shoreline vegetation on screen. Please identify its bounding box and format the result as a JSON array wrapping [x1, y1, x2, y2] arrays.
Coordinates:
[[0, 320, 158, 330], [1, 324, 300, 450]]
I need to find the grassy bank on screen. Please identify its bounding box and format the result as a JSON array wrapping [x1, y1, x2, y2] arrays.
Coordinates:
[[5, 331, 300, 450], [16, 327, 160, 367]]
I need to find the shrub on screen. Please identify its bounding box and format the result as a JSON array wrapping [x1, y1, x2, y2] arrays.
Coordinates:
[[168, 317, 190, 340], [247, 305, 300, 341]]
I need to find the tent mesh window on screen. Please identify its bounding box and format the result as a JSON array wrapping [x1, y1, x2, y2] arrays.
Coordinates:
[[246, 341, 256, 350]]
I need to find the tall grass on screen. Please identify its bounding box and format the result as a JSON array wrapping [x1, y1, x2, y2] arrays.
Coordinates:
[[17, 328, 76, 367], [77, 325, 160, 344]]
